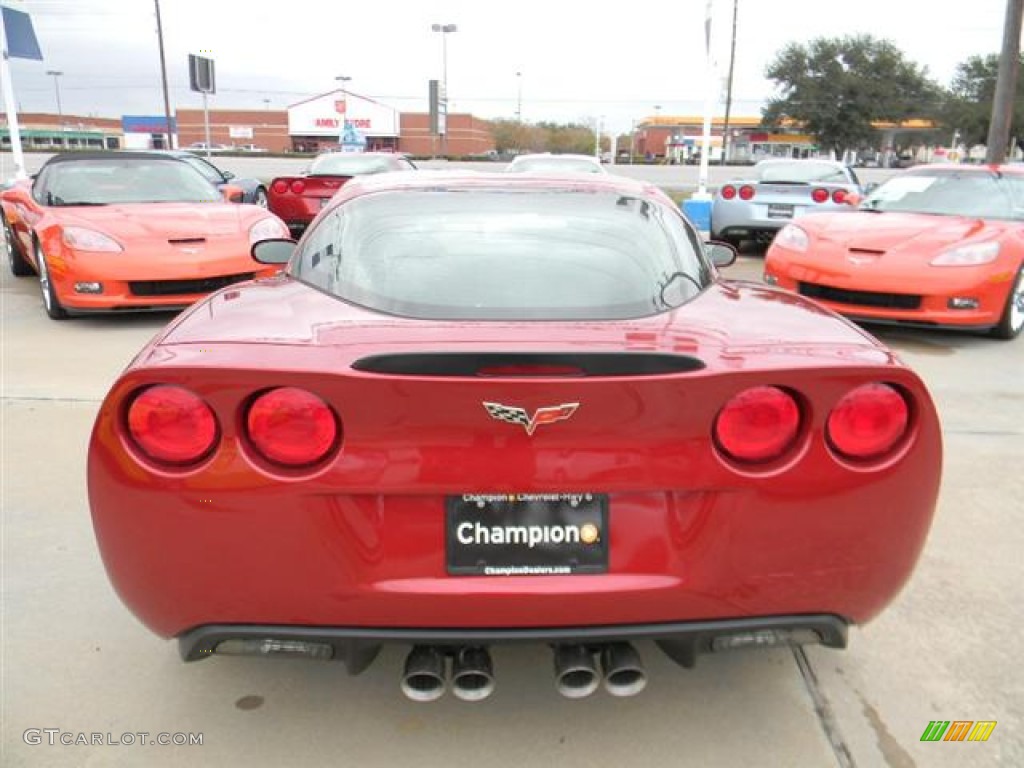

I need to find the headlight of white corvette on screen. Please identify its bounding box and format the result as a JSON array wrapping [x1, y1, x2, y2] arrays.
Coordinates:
[[930, 241, 1000, 266], [62, 226, 123, 252], [249, 217, 289, 246], [773, 224, 809, 253]]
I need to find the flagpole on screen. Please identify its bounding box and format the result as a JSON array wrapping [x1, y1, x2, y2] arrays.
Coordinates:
[[0, 7, 28, 180], [697, 0, 714, 198]]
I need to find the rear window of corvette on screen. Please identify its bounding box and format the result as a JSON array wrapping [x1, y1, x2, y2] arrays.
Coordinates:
[[289, 188, 711, 320]]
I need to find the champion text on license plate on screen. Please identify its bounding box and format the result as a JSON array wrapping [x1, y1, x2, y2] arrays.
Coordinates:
[[446, 493, 608, 576], [767, 204, 794, 219]]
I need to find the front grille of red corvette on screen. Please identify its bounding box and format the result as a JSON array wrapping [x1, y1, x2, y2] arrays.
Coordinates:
[[129, 273, 254, 297], [798, 282, 922, 310]]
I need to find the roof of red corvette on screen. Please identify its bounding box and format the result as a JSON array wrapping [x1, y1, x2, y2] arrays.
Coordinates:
[[328, 169, 664, 206], [918, 162, 1023, 173]]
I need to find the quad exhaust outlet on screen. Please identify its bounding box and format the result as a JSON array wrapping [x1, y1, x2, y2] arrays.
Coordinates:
[[400, 642, 647, 701]]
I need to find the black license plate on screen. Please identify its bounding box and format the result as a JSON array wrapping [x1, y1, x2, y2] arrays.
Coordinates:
[[767, 204, 795, 219], [446, 493, 608, 575]]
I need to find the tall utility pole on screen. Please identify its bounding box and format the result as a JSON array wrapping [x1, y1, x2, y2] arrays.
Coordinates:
[[986, 0, 1023, 163], [154, 0, 174, 149], [720, 0, 738, 165]]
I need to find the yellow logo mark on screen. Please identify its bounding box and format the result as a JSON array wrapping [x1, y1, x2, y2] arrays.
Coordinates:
[[968, 722, 997, 742]]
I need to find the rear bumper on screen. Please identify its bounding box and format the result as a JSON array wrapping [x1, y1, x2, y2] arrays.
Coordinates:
[[178, 614, 849, 672]]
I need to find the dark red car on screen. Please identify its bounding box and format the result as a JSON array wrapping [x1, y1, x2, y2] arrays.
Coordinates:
[[267, 151, 416, 236], [88, 171, 941, 703]]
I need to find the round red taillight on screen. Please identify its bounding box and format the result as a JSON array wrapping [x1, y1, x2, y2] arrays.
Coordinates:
[[271, 179, 289, 195], [812, 188, 829, 203], [738, 185, 755, 200], [127, 385, 218, 465], [720, 185, 737, 200], [246, 387, 339, 467], [289, 180, 306, 195], [714, 386, 801, 463], [827, 383, 909, 461], [831, 188, 847, 204]]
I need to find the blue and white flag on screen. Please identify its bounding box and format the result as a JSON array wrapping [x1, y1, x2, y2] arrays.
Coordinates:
[[2, 7, 43, 61]]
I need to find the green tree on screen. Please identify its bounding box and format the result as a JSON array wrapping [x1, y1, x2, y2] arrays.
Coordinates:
[[942, 53, 1024, 146], [489, 118, 592, 154], [762, 35, 943, 157], [538, 122, 596, 155]]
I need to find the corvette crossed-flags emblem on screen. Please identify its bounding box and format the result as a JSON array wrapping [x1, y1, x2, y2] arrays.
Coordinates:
[[483, 402, 580, 435]]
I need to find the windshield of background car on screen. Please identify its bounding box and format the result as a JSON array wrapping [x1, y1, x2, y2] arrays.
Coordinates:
[[754, 161, 850, 184], [308, 154, 401, 176], [289, 188, 710, 320], [509, 158, 603, 173], [862, 170, 1024, 220], [34, 158, 220, 206]]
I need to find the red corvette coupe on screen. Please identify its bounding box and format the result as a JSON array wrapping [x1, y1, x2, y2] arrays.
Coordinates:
[[268, 151, 416, 236], [765, 164, 1024, 340], [2, 152, 289, 319], [88, 172, 941, 702]]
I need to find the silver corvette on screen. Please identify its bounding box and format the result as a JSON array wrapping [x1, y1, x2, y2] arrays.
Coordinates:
[[711, 159, 865, 247]]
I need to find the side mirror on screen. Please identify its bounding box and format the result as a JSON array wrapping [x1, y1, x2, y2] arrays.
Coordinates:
[[843, 192, 863, 207], [252, 238, 296, 264], [706, 241, 737, 267], [221, 184, 244, 203], [222, 170, 236, 181]]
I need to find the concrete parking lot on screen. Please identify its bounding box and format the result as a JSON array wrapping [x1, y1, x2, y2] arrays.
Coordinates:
[[1, 160, 1021, 766]]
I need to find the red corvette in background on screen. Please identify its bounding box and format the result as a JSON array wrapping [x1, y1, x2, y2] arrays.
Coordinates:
[[765, 164, 1024, 340], [88, 172, 941, 702], [2, 152, 288, 319], [268, 151, 416, 236]]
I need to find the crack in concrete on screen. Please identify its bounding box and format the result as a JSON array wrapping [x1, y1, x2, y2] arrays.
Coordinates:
[[1, 396, 103, 404], [792, 644, 856, 768], [857, 690, 916, 768]]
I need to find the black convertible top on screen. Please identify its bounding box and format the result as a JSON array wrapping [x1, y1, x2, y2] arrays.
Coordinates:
[[42, 151, 177, 165]]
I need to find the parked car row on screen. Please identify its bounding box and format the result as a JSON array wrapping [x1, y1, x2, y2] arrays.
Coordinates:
[[710, 159, 1023, 340], [12, 145, 1007, 702]]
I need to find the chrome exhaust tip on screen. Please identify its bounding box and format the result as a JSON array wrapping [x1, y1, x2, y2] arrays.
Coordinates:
[[553, 645, 600, 699], [400, 646, 447, 702], [451, 646, 496, 702], [600, 642, 647, 697]]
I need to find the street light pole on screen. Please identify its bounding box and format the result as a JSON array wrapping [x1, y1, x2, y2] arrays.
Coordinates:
[[431, 23, 456, 156], [516, 71, 522, 121], [45, 70, 63, 126]]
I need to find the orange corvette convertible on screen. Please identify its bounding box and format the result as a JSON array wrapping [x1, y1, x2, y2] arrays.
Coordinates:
[[764, 164, 1024, 340], [1, 152, 289, 319]]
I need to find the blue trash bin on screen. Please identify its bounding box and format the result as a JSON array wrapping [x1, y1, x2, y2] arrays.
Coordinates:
[[681, 198, 712, 235]]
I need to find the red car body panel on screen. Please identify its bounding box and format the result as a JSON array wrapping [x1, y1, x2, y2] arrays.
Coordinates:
[[765, 165, 1024, 331], [88, 274, 942, 640], [267, 153, 416, 232], [266, 175, 352, 230]]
